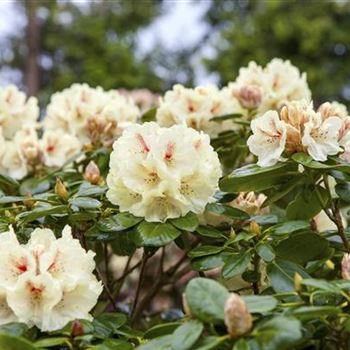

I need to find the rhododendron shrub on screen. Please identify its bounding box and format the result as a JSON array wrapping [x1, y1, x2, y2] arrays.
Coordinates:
[[0, 58, 350, 350]]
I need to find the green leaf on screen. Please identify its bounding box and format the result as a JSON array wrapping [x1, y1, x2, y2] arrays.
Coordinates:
[[241, 295, 278, 313], [0, 196, 25, 204], [196, 226, 226, 239], [93, 313, 127, 338], [171, 320, 203, 350], [191, 253, 230, 272], [233, 339, 250, 350], [98, 213, 143, 232], [222, 252, 251, 279], [286, 186, 328, 220], [253, 316, 302, 350], [19, 177, 50, 196], [335, 182, 350, 203], [292, 153, 334, 169], [267, 220, 310, 236], [169, 212, 199, 232], [0, 173, 19, 190], [143, 323, 181, 339], [194, 336, 228, 350], [206, 203, 249, 220], [141, 107, 157, 122], [185, 278, 229, 323], [75, 182, 106, 197], [267, 260, 310, 293], [35, 337, 71, 348], [93, 339, 134, 350], [275, 232, 330, 264], [137, 221, 182, 246], [16, 205, 67, 224], [69, 197, 101, 209], [0, 323, 28, 337], [220, 163, 297, 192], [188, 245, 224, 258], [137, 335, 173, 350], [0, 333, 36, 350], [290, 306, 341, 321], [256, 243, 275, 262]]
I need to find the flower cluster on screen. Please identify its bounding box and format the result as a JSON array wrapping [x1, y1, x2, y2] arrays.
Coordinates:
[[224, 58, 311, 115], [44, 83, 141, 146], [247, 100, 350, 166], [106, 122, 222, 222], [0, 225, 102, 331], [156, 84, 244, 137]]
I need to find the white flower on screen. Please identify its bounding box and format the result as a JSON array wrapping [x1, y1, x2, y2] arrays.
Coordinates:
[[107, 122, 222, 222], [1, 141, 28, 179], [0, 225, 102, 331], [263, 58, 311, 111], [40, 129, 82, 167], [0, 85, 39, 139], [302, 113, 342, 161], [156, 84, 244, 136], [318, 101, 349, 120], [247, 111, 287, 166], [44, 83, 140, 145]]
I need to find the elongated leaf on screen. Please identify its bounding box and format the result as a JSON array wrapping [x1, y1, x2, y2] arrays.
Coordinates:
[[206, 203, 249, 220], [171, 320, 203, 350], [98, 213, 143, 232], [16, 205, 67, 224], [0, 333, 36, 350], [242, 295, 278, 313], [188, 245, 224, 258], [169, 212, 199, 232], [222, 252, 251, 279], [69, 197, 101, 209], [267, 220, 310, 236]]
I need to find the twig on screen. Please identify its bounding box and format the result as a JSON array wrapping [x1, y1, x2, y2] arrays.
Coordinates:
[[95, 265, 117, 311]]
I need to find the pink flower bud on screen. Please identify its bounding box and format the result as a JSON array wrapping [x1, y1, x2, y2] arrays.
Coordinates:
[[236, 85, 262, 110], [84, 161, 101, 185]]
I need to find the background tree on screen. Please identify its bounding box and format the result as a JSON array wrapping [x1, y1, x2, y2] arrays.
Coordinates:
[[203, 0, 350, 105], [5, 0, 163, 102]]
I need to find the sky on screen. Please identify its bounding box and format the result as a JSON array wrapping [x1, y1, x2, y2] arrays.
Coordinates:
[[0, 0, 218, 86]]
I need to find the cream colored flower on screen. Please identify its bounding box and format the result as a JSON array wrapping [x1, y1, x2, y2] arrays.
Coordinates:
[[262, 58, 311, 111], [0, 225, 102, 331], [0, 85, 39, 139], [156, 84, 244, 136], [40, 129, 82, 167], [1, 141, 28, 179], [44, 83, 140, 145], [302, 113, 342, 161], [318, 101, 348, 120], [107, 122, 222, 222], [247, 111, 287, 166]]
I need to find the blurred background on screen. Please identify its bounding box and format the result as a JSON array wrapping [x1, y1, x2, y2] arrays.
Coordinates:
[[1, 0, 350, 107]]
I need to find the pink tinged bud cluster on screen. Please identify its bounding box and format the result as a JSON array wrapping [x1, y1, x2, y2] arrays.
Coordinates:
[[106, 122, 222, 222], [247, 100, 350, 166], [0, 226, 102, 331]]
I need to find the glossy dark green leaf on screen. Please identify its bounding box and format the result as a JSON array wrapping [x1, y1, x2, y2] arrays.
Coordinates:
[[69, 196, 101, 209], [267, 220, 310, 236], [191, 253, 230, 272], [253, 316, 302, 350], [75, 182, 106, 197], [267, 260, 310, 293], [16, 205, 67, 224], [335, 182, 350, 203], [195, 336, 227, 350], [206, 203, 249, 220], [188, 245, 224, 258], [171, 320, 203, 350], [169, 212, 199, 232], [19, 177, 50, 196], [185, 278, 229, 323], [98, 213, 143, 232], [137, 221, 181, 246], [275, 232, 330, 264], [222, 252, 251, 279], [256, 243, 275, 262], [35, 337, 71, 348], [93, 313, 127, 337], [143, 323, 181, 339], [286, 186, 329, 220], [220, 163, 296, 192], [242, 295, 278, 313], [196, 226, 226, 239], [136, 335, 173, 350], [290, 306, 341, 321]]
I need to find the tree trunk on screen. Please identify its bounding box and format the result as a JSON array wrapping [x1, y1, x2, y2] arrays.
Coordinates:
[[25, 0, 40, 96]]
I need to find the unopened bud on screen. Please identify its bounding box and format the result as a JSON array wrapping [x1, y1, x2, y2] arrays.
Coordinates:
[[250, 221, 261, 235], [24, 196, 36, 210], [84, 161, 101, 185], [182, 293, 192, 318], [55, 177, 68, 201], [235, 85, 262, 110], [224, 293, 252, 338], [341, 253, 350, 280], [325, 260, 335, 270], [71, 320, 84, 337], [294, 272, 303, 291]]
